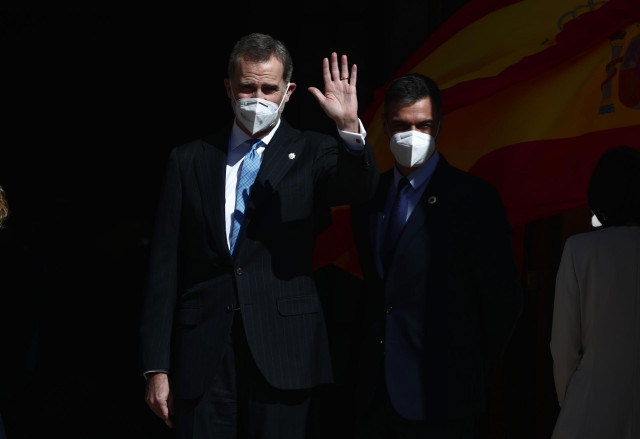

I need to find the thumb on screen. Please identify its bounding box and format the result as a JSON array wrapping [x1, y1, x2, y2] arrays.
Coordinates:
[[307, 87, 324, 103]]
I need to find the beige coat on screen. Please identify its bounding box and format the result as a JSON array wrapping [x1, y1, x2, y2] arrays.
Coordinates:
[[550, 226, 640, 439]]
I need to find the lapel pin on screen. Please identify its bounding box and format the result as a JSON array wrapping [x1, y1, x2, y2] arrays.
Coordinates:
[[288, 153, 296, 160], [427, 195, 437, 204]]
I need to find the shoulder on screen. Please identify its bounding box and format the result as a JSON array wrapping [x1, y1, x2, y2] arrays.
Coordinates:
[[169, 130, 228, 159], [435, 156, 500, 199], [278, 119, 334, 145], [174, 139, 206, 152], [567, 226, 640, 249], [562, 229, 610, 260], [166, 140, 205, 165]]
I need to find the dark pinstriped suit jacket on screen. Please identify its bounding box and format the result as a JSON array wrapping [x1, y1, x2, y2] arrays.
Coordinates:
[[139, 119, 379, 399]]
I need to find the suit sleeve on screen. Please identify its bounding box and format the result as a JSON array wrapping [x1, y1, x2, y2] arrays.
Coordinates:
[[471, 181, 524, 381], [313, 134, 379, 207], [139, 147, 182, 374], [550, 237, 582, 406]]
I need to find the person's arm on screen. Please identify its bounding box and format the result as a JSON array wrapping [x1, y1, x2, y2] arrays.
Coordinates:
[[139, 147, 182, 427], [472, 182, 523, 380], [308, 51, 379, 205], [550, 237, 583, 406]]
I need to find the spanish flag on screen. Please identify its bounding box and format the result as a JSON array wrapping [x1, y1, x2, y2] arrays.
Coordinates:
[[315, 0, 640, 274]]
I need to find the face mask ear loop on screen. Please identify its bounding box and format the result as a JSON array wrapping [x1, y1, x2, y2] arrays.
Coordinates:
[[229, 80, 238, 104], [434, 118, 442, 139], [277, 82, 290, 110]]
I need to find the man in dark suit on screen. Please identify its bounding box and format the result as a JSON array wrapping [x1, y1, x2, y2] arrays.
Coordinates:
[[350, 73, 523, 438], [139, 32, 379, 439]]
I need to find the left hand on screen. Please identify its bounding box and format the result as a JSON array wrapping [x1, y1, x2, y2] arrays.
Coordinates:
[[308, 52, 359, 133]]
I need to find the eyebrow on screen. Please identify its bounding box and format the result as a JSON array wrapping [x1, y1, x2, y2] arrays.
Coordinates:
[[389, 118, 433, 125], [238, 80, 280, 90]]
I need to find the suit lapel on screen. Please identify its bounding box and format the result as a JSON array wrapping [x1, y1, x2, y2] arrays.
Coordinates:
[[192, 122, 306, 258], [244, 120, 301, 216], [195, 133, 231, 256], [387, 159, 450, 275]]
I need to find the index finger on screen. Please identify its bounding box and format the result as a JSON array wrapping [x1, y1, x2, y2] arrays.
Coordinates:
[[321, 56, 331, 85]]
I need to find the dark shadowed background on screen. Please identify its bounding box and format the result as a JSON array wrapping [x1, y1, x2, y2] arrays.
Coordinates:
[[1, 3, 570, 438]]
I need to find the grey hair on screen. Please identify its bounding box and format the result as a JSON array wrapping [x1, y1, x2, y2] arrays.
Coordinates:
[[228, 33, 293, 82]]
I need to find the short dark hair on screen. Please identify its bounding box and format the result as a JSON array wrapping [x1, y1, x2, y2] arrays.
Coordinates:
[[588, 145, 640, 227], [383, 73, 442, 122], [228, 33, 293, 82]]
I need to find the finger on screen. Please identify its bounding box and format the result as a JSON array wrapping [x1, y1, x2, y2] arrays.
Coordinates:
[[147, 400, 167, 421], [350, 63, 357, 86], [321, 57, 331, 86], [329, 52, 340, 82], [340, 54, 349, 80], [168, 391, 174, 416], [158, 401, 172, 427], [163, 392, 174, 428], [307, 86, 325, 104]]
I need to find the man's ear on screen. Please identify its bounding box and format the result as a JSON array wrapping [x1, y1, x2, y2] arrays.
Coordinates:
[[435, 116, 444, 138], [284, 82, 296, 102]]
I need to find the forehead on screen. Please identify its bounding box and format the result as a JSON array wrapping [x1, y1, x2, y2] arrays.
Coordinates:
[[387, 97, 434, 121], [235, 55, 284, 84]]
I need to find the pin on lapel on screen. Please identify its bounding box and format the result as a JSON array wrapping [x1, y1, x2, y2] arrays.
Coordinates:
[[288, 153, 296, 160], [427, 195, 437, 204]]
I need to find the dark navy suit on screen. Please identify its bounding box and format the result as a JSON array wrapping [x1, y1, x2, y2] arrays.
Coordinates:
[[350, 154, 522, 428]]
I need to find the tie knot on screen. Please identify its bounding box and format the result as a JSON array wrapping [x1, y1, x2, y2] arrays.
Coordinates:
[[246, 138, 262, 150], [397, 177, 410, 193]]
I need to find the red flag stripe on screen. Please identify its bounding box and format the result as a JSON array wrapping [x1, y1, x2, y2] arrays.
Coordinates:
[[468, 125, 640, 226]]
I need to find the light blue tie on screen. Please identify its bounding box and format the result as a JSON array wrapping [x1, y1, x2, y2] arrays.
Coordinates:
[[230, 139, 263, 255]]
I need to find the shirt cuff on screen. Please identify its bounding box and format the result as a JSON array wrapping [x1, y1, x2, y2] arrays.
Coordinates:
[[337, 118, 367, 154], [143, 369, 168, 380]]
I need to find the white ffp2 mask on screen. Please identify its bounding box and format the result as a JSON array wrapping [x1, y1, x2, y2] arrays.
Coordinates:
[[232, 83, 290, 135], [389, 130, 436, 168]]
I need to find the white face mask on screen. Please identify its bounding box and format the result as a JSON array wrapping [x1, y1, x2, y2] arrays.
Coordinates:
[[231, 83, 290, 135], [389, 130, 436, 168]]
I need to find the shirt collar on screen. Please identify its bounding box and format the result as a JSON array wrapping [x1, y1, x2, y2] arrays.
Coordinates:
[[393, 151, 440, 191], [228, 118, 281, 152]]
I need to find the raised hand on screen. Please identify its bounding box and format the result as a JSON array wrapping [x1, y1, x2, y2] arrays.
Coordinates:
[[308, 52, 359, 133]]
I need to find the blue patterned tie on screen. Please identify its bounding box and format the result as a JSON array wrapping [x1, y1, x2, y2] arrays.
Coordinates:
[[381, 177, 410, 272], [230, 139, 263, 255]]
